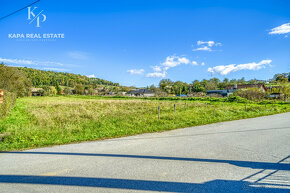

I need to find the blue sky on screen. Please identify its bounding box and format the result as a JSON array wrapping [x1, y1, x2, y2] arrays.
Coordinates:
[[0, 0, 290, 87]]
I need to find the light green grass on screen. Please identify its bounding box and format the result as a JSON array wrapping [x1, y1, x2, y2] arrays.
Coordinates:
[[0, 96, 289, 151]]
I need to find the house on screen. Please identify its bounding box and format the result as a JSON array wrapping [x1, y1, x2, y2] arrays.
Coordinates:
[[267, 86, 283, 99], [31, 88, 44, 96], [226, 84, 267, 92], [269, 93, 283, 99], [206, 89, 235, 97], [0, 89, 4, 104], [206, 84, 268, 97], [127, 89, 155, 97]]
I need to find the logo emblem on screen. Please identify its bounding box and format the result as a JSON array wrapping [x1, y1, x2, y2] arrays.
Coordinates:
[[27, 7, 46, 27]]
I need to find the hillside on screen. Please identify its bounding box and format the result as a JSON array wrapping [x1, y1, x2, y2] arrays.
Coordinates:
[[15, 66, 119, 87]]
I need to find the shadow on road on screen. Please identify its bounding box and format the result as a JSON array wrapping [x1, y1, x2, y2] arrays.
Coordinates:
[[0, 175, 289, 192], [4, 151, 290, 171]]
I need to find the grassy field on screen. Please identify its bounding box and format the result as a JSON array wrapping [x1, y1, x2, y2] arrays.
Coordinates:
[[0, 96, 289, 151]]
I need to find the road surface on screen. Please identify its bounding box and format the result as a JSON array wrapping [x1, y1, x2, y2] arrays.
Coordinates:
[[0, 112, 290, 193]]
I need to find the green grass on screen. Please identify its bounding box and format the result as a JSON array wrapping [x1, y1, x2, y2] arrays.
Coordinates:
[[0, 96, 289, 151]]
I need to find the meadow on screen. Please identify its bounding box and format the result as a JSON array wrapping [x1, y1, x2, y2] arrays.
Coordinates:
[[0, 96, 289, 151]]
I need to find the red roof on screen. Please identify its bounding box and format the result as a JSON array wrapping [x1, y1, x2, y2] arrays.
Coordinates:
[[226, 84, 267, 91]]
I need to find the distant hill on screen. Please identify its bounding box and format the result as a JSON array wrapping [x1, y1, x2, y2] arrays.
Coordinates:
[[16, 67, 119, 87]]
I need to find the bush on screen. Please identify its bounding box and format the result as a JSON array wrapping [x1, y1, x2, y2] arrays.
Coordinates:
[[190, 92, 206, 97], [75, 84, 85, 95], [0, 91, 16, 118], [225, 96, 250, 103], [233, 88, 265, 101], [42, 86, 57, 96], [0, 64, 32, 97], [63, 87, 72, 95]]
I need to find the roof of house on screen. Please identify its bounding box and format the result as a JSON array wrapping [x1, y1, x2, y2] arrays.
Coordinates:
[[31, 88, 44, 92], [127, 89, 154, 94], [206, 89, 236, 96], [226, 84, 267, 91], [206, 89, 235, 93]]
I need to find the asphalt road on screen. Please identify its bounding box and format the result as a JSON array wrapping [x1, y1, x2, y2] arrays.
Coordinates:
[[0, 113, 290, 193]]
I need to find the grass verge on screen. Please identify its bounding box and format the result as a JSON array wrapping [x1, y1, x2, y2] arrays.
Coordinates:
[[0, 96, 289, 151]]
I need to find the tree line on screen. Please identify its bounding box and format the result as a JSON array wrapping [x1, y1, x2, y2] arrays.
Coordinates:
[[148, 73, 290, 96]]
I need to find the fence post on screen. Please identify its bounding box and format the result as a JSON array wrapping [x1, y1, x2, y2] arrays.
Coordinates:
[[213, 105, 215, 116], [158, 106, 160, 120], [174, 104, 176, 114]]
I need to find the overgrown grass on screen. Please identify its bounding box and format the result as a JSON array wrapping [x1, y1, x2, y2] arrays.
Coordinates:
[[0, 96, 289, 151]]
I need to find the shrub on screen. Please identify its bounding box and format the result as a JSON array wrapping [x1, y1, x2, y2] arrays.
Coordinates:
[[233, 88, 265, 101], [75, 84, 85, 95], [190, 92, 206, 97], [63, 87, 72, 95], [42, 86, 57, 96], [226, 96, 250, 103]]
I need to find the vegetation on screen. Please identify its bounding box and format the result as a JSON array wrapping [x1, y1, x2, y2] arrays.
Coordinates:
[[153, 73, 289, 97], [0, 64, 31, 117], [0, 96, 289, 151], [0, 92, 16, 118], [0, 63, 289, 151], [233, 88, 265, 101], [0, 64, 32, 97], [17, 66, 119, 87]]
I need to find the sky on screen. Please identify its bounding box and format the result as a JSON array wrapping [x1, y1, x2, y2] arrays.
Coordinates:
[[0, 0, 290, 87]]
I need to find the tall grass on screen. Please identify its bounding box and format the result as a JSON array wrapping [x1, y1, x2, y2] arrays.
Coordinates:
[[0, 96, 289, 151]]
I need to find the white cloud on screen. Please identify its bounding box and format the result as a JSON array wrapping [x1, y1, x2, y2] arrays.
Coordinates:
[[192, 61, 198, 66], [152, 65, 162, 72], [193, 41, 222, 51], [87, 74, 96, 78], [161, 55, 190, 68], [197, 40, 215, 47], [146, 71, 166, 78], [127, 69, 145, 75], [193, 46, 212, 51], [42, 67, 71, 72], [207, 60, 272, 75], [67, 51, 88, 59], [191, 61, 205, 66], [0, 57, 36, 65], [269, 23, 290, 35], [146, 55, 190, 78], [0, 57, 75, 68]]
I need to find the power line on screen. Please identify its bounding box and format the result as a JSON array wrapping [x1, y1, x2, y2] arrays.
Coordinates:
[[0, 0, 40, 21]]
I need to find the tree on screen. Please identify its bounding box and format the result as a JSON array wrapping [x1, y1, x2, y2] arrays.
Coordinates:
[[276, 75, 288, 83], [172, 81, 188, 95], [205, 81, 217, 90], [63, 87, 72, 95], [0, 64, 32, 97], [233, 88, 265, 101], [192, 80, 205, 92], [159, 79, 173, 94], [75, 84, 85, 95], [54, 82, 62, 95], [237, 77, 246, 85], [42, 86, 57, 96]]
